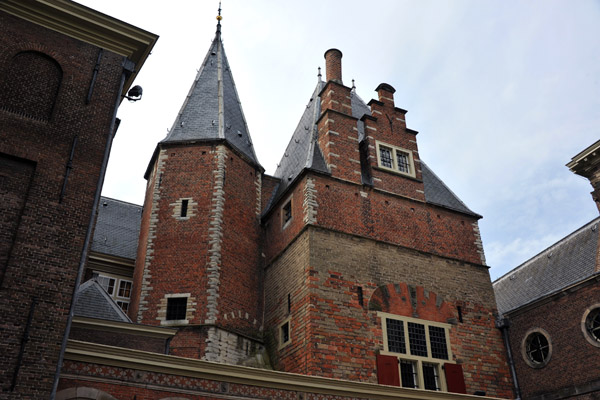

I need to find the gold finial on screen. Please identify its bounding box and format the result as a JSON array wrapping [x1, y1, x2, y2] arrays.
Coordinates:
[[217, 1, 222, 21]]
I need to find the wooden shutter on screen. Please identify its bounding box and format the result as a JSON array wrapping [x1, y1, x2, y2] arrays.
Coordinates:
[[444, 363, 467, 394], [376, 354, 400, 386]]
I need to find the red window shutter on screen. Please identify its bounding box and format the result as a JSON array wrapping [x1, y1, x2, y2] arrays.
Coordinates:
[[444, 363, 467, 394], [376, 354, 400, 386]]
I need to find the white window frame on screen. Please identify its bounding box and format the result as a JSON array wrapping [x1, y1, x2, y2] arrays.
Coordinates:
[[379, 312, 453, 391], [278, 317, 292, 349], [375, 141, 416, 178], [96, 273, 133, 313]]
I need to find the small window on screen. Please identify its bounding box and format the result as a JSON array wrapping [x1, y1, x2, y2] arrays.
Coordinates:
[[522, 329, 552, 368], [97, 275, 115, 295], [166, 297, 188, 321], [278, 318, 292, 348], [375, 141, 416, 178], [181, 199, 188, 217], [400, 360, 417, 388], [582, 305, 600, 347], [282, 198, 292, 228]]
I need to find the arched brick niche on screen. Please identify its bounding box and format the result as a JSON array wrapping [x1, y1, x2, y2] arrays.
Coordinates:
[[0, 51, 62, 121]]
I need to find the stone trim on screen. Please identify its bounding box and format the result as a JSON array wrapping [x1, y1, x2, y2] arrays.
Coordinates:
[[581, 303, 600, 348], [64, 340, 482, 400], [255, 172, 262, 216], [157, 293, 196, 326], [72, 316, 176, 338], [170, 197, 197, 220], [471, 221, 487, 265], [303, 178, 318, 225], [206, 145, 227, 325], [137, 149, 168, 323]]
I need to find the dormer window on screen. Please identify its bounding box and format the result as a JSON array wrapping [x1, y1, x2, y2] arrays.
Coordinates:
[[376, 141, 415, 178]]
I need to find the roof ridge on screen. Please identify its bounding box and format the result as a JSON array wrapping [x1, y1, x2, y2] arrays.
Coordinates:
[[493, 216, 600, 284], [100, 196, 142, 208]]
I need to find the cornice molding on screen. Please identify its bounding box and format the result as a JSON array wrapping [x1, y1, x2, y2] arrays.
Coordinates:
[[0, 0, 158, 94], [64, 340, 497, 400]]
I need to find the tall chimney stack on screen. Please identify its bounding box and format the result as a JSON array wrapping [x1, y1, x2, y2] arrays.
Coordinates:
[[324, 49, 343, 84]]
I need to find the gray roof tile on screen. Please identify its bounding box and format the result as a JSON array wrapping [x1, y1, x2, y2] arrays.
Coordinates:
[[493, 217, 600, 315], [267, 83, 478, 219], [74, 279, 131, 322], [161, 32, 259, 166], [91, 197, 142, 260]]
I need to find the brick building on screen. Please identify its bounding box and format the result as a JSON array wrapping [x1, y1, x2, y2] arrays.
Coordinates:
[[493, 140, 600, 400], [0, 0, 157, 398], [115, 14, 511, 398], [2, 1, 516, 399]]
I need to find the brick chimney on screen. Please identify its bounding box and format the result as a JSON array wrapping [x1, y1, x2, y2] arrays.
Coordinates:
[[324, 48, 343, 84], [375, 83, 396, 107]]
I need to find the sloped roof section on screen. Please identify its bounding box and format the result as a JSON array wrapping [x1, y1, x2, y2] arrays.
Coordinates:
[[267, 82, 479, 218], [161, 29, 259, 166], [272, 81, 328, 195], [421, 162, 479, 217], [494, 217, 600, 315], [91, 197, 142, 260], [74, 280, 131, 322]]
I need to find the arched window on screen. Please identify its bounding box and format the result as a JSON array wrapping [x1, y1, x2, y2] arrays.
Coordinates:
[[0, 51, 62, 121]]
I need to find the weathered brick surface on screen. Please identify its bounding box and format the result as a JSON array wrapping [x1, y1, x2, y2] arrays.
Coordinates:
[[0, 10, 125, 398], [263, 174, 483, 266], [265, 227, 513, 397], [132, 143, 263, 362], [69, 327, 167, 354], [506, 281, 600, 399]]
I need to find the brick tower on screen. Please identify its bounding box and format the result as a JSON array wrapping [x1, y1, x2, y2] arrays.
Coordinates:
[[130, 17, 264, 363], [260, 50, 513, 396]]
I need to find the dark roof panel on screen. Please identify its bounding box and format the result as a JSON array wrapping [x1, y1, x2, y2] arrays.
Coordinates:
[[161, 33, 259, 166], [74, 279, 131, 322], [421, 162, 479, 217], [493, 217, 600, 315], [90, 197, 142, 260]]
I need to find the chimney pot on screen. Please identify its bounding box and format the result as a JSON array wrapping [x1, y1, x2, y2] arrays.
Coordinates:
[[324, 48, 343, 84], [375, 83, 396, 105]]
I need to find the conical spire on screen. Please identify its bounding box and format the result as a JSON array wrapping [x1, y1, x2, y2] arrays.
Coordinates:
[[161, 9, 259, 166]]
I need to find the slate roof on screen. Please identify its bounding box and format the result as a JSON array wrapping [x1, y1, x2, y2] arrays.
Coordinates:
[[90, 197, 142, 260], [73, 279, 131, 322], [160, 26, 259, 166], [493, 217, 600, 315], [269, 83, 479, 218]]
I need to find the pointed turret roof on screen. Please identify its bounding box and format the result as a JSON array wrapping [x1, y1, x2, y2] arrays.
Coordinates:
[[160, 20, 259, 167]]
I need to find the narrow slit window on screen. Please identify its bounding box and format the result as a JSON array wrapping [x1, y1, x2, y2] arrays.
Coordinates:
[[282, 199, 292, 226], [181, 199, 188, 217]]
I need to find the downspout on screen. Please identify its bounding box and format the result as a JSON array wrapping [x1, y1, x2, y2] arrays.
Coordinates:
[[50, 56, 135, 400], [497, 316, 521, 400]]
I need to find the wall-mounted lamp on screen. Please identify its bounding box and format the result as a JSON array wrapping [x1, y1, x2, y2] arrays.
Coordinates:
[[123, 85, 143, 102]]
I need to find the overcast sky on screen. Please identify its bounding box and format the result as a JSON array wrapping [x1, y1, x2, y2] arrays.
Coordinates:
[[77, 0, 600, 280]]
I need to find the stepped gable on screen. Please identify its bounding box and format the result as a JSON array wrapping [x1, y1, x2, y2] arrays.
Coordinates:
[[494, 217, 600, 315], [267, 79, 478, 218], [160, 26, 259, 167], [73, 280, 131, 323], [90, 196, 142, 259]]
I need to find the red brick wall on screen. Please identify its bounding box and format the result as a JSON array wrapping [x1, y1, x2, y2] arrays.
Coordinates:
[[265, 227, 513, 397], [507, 281, 600, 399], [263, 173, 483, 266], [133, 143, 263, 360], [0, 11, 125, 398]]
